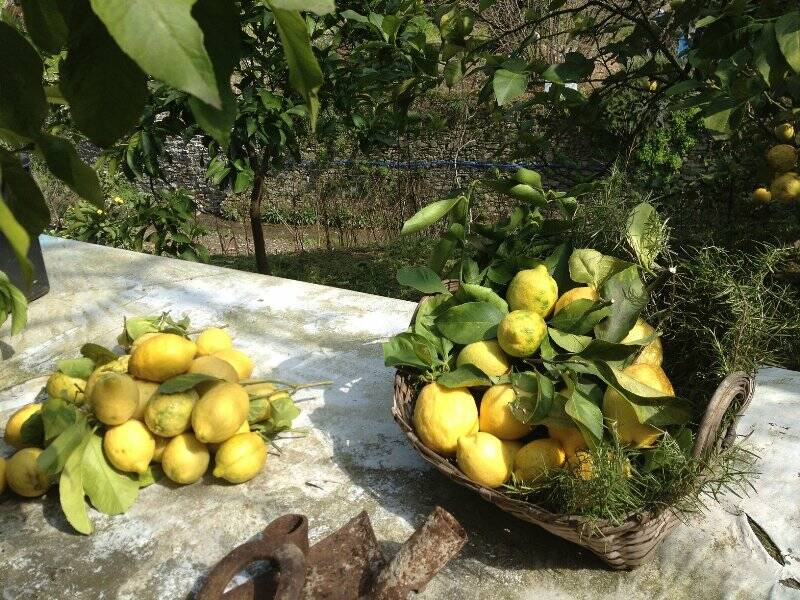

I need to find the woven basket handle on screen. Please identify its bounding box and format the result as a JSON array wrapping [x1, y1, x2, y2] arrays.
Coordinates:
[[692, 372, 754, 459]]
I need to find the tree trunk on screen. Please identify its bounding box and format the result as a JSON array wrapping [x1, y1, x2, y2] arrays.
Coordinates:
[[249, 169, 269, 274]]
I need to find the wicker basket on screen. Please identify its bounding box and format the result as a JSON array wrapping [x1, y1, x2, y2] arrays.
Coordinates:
[[392, 293, 755, 570]]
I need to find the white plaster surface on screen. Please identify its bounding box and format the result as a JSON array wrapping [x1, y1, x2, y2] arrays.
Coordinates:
[[0, 237, 798, 599]]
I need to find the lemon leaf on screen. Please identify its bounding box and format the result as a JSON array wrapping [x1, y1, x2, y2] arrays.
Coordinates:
[[19, 411, 44, 446], [59, 433, 93, 535], [435, 301, 505, 345], [158, 373, 219, 394], [437, 365, 491, 388], [80, 343, 118, 366], [37, 415, 89, 475], [81, 433, 138, 515], [40, 397, 78, 442], [57, 357, 95, 379]]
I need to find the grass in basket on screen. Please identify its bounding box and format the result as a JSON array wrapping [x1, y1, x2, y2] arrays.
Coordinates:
[[502, 434, 758, 533]]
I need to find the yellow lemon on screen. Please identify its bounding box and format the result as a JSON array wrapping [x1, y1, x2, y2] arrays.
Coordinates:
[[84, 355, 130, 400], [3, 404, 42, 449], [567, 451, 596, 480], [412, 383, 478, 456], [456, 432, 518, 488], [130, 332, 160, 353], [602, 363, 674, 448], [478, 384, 532, 440], [752, 188, 772, 203], [213, 348, 254, 380], [6, 448, 51, 497], [245, 382, 278, 423], [161, 432, 210, 485], [144, 389, 198, 437], [497, 310, 547, 358], [129, 333, 197, 382], [771, 172, 800, 203], [620, 318, 663, 366], [212, 432, 267, 483], [132, 379, 159, 421], [774, 123, 795, 143], [208, 420, 250, 453], [152, 435, 169, 463], [513, 438, 566, 483], [766, 144, 797, 173], [506, 265, 558, 316], [187, 356, 239, 394], [195, 327, 233, 356], [45, 372, 86, 403], [553, 286, 599, 314], [90, 372, 139, 425], [103, 420, 156, 474], [0, 456, 6, 494], [192, 382, 250, 443], [546, 423, 587, 457], [455, 340, 510, 377]]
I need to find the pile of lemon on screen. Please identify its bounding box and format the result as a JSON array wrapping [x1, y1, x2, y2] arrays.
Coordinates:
[[412, 266, 673, 489], [1, 327, 283, 498], [753, 122, 800, 204]]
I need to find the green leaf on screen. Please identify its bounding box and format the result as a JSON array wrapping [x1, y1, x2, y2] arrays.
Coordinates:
[[435, 301, 505, 345], [80, 343, 119, 366], [626, 202, 664, 271], [270, 0, 334, 14], [775, 11, 800, 74], [568, 248, 632, 288], [383, 332, 434, 370], [665, 80, 702, 97], [702, 98, 737, 134], [34, 133, 103, 206], [21, 0, 67, 53], [396, 266, 448, 294], [40, 397, 78, 442], [158, 373, 219, 394], [81, 432, 138, 515], [38, 416, 89, 475], [6, 277, 28, 335], [437, 365, 491, 388], [493, 69, 527, 106], [753, 23, 786, 87], [543, 243, 573, 294], [90, 0, 221, 107], [509, 371, 554, 424], [401, 195, 463, 235], [19, 410, 44, 446], [0, 147, 50, 236], [571, 339, 640, 363], [548, 329, 592, 353], [57, 357, 95, 379], [564, 385, 603, 448], [135, 464, 161, 488], [455, 283, 508, 314], [541, 52, 593, 84], [548, 299, 611, 335], [0, 197, 32, 285], [594, 266, 648, 343], [340, 9, 369, 23], [268, 5, 324, 128], [258, 393, 301, 437], [61, 1, 148, 147], [0, 22, 48, 136], [188, 0, 239, 147], [59, 433, 93, 534]]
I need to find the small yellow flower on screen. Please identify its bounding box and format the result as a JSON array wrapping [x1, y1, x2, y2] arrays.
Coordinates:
[[113, 196, 124, 204], [96, 209, 103, 214]]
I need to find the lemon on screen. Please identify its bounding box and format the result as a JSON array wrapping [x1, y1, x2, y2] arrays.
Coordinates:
[[546, 423, 587, 457], [90, 372, 139, 425], [456, 432, 520, 488], [567, 451, 632, 480], [455, 340, 510, 377], [152, 435, 169, 463], [553, 286, 599, 314], [208, 420, 250, 453], [195, 327, 233, 356], [6, 448, 51, 497], [602, 363, 674, 448], [3, 404, 42, 449], [144, 389, 198, 437], [620, 318, 663, 366], [130, 332, 160, 352], [479, 384, 532, 440], [213, 432, 267, 483], [412, 383, 478, 456], [103, 420, 156, 474], [497, 310, 547, 358], [752, 188, 772, 203], [161, 432, 210, 485], [766, 144, 797, 173], [506, 265, 558, 316], [774, 123, 795, 143], [0, 457, 5, 494], [84, 355, 130, 400], [213, 348, 254, 380], [192, 382, 250, 443], [132, 379, 159, 421], [129, 333, 197, 382], [245, 382, 278, 423], [770, 172, 800, 203], [187, 356, 239, 394], [512, 438, 566, 483], [45, 372, 86, 403]]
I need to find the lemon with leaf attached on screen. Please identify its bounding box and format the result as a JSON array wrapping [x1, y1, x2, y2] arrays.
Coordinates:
[[46, 372, 86, 403], [6, 448, 51, 497], [213, 432, 267, 483], [188, 356, 239, 394], [144, 389, 198, 437], [553, 286, 599, 315], [620, 318, 663, 367], [245, 382, 278, 423], [3, 403, 42, 449], [161, 432, 210, 485], [129, 333, 196, 382], [84, 355, 130, 400], [479, 384, 532, 440], [103, 420, 156, 474]]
